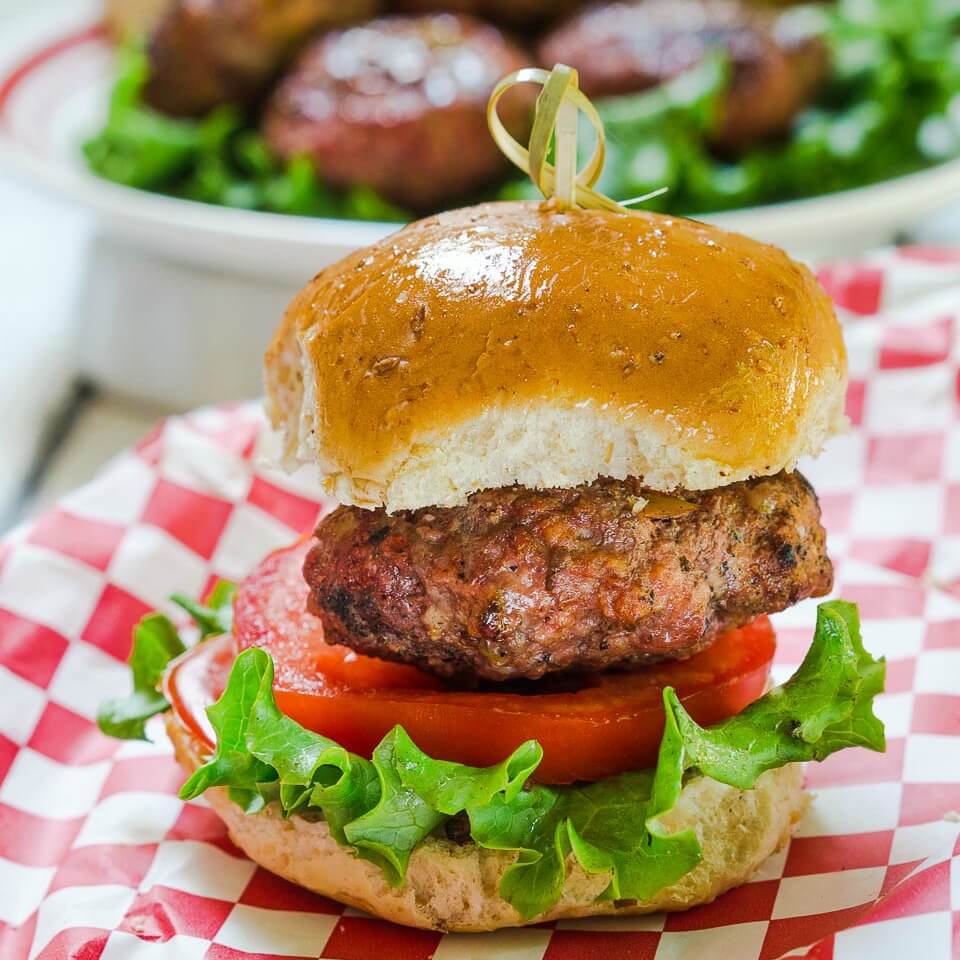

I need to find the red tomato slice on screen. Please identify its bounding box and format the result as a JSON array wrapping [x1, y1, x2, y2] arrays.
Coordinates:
[[167, 539, 775, 784]]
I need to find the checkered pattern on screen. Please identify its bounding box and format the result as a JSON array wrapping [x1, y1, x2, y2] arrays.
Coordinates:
[[2, 250, 960, 960]]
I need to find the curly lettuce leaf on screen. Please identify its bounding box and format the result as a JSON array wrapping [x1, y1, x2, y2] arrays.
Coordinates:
[[171, 580, 237, 639], [96, 613, 185, 740], [179, 646, 276, 802], [347, 727, 543, 883], [173, 599, 884, 919], [469, 600, 883, 916], [668, 600, 886, 789], [179, 648, 542, 882], [189, 646, 381, 837], [97, 581, 236, 740], [469, 784, 570, 916]]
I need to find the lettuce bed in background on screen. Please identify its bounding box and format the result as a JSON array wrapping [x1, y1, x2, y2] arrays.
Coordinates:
[[83, 45, 409, 221], [99, 594, 885, 921], [85, 0, 960, 221]]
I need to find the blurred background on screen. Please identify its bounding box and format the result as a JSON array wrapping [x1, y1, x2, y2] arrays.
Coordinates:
[[2, 0, 960, 529]]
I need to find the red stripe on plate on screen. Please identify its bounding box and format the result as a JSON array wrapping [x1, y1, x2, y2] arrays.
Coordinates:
[[0, 22, 109, 117]]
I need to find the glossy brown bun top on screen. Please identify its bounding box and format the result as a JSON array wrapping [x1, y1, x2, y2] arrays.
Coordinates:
[[265, 201, 846, 512]]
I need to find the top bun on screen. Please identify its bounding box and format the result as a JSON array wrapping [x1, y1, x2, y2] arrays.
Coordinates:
[[265, 202, 846, 513]]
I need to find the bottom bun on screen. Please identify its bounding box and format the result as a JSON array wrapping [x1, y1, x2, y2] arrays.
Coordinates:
[[167, 713, 807, 932]]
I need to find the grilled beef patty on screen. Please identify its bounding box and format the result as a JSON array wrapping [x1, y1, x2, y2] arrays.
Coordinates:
[[263, 14, 531, 210], [304, 471, 832, 682]]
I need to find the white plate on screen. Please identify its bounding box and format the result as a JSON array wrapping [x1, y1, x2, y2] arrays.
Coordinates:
[[3, 0, 960, 282]]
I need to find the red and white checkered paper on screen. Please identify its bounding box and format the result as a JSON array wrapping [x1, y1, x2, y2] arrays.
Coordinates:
[[2, 246, 960, 960]]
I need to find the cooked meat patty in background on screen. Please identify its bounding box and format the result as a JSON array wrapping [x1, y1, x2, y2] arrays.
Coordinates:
[[144, 0, 381, 116], [305, 471, 832, 682], [538, 0, 828, 149], [263, 14, 531, 210], [388, 0, 587, 29]]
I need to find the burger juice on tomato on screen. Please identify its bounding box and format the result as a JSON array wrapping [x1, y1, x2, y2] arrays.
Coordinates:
[[98, 71, 885, 932]]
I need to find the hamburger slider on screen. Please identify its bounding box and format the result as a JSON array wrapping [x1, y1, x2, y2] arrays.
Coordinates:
[[99, 66, 885, 932]]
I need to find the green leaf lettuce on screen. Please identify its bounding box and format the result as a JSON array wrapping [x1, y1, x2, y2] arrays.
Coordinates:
[[97, 580, 236, 740], [169, 599, 884, 919]]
